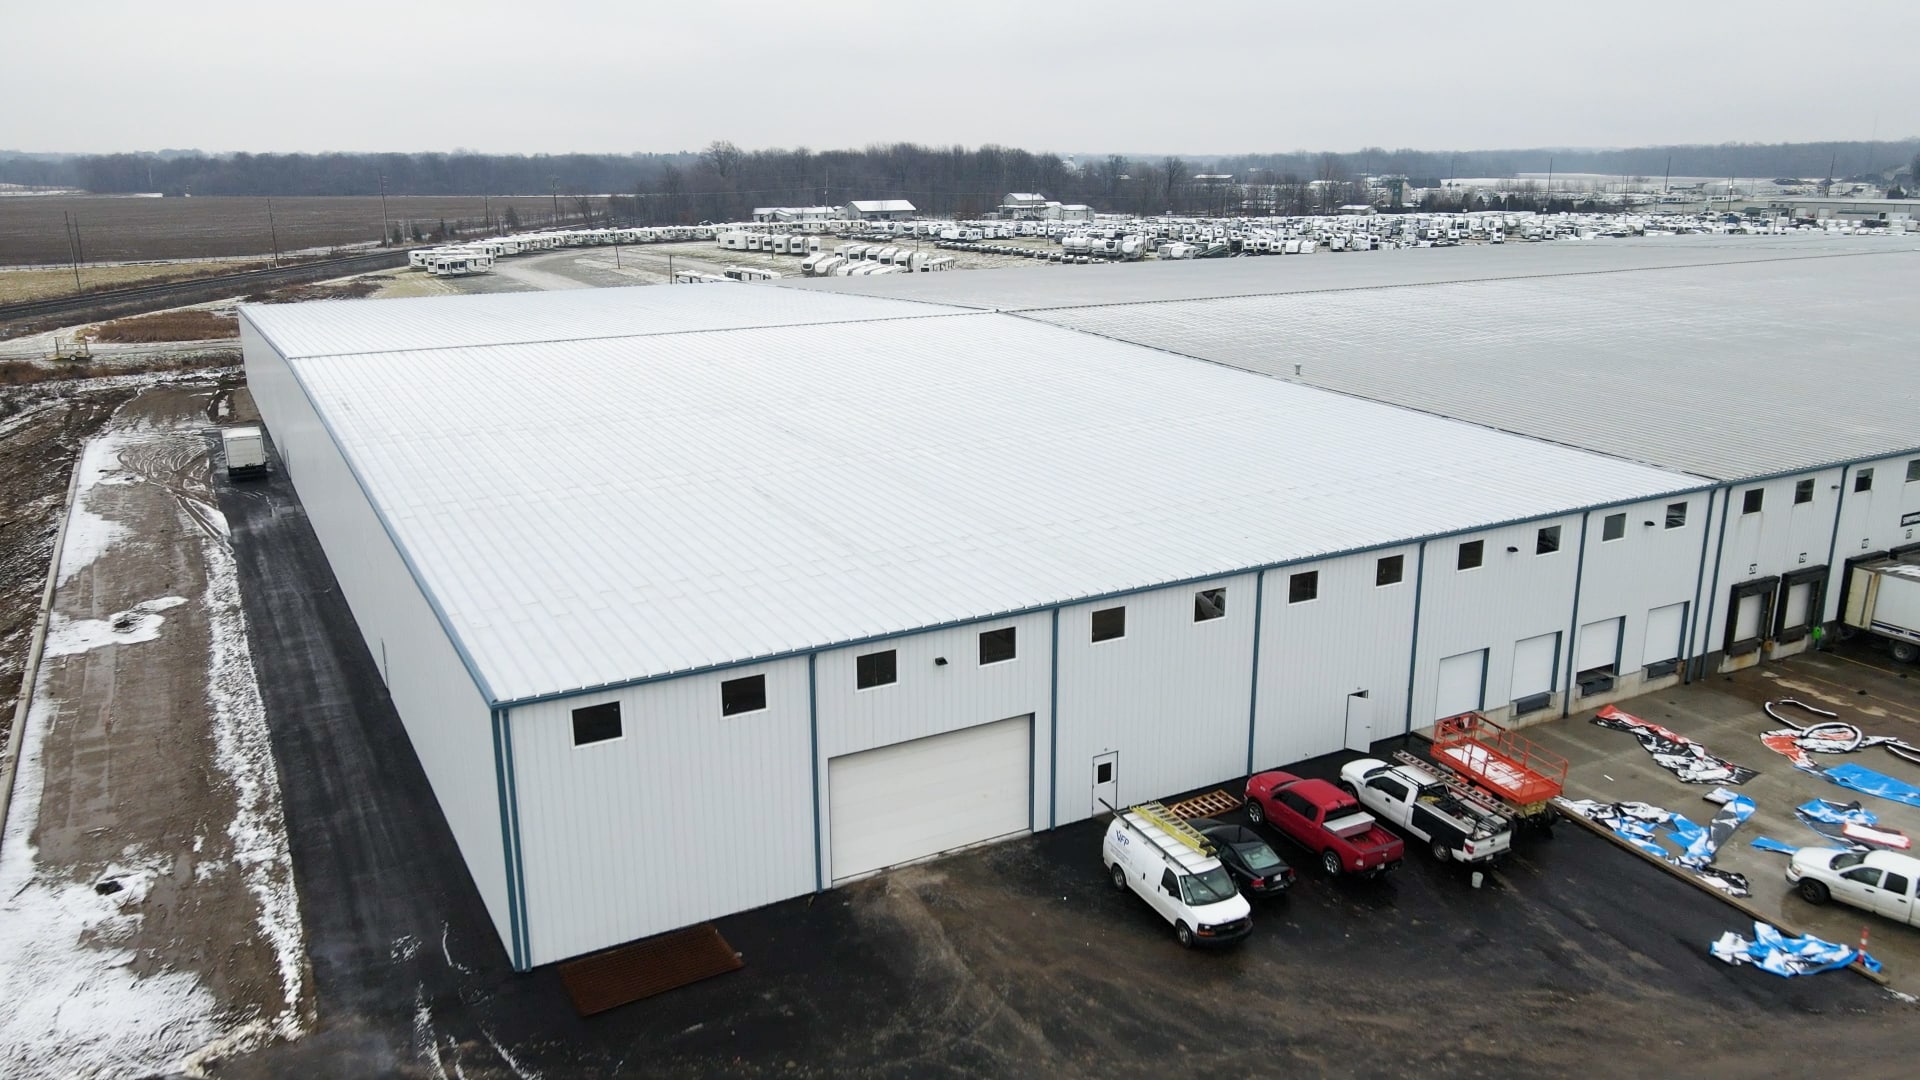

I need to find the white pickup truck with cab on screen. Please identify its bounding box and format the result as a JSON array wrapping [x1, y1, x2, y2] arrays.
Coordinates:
[[1338, 756, 1514, 864], [1788, 847, 1920, 925], [1102, 801, 1252, 948]]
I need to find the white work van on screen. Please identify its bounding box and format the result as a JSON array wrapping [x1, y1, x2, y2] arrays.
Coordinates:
[[1102, 802, 1252, 948]]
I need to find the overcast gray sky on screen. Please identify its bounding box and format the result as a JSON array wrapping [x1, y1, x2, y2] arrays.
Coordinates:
[[7, 0, 1915, 155]]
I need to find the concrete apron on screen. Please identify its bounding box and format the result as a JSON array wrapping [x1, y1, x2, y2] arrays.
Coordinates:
[[1490, 650, 1920, 997]]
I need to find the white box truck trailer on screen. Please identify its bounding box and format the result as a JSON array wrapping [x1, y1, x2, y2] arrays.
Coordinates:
[[221, 425, 267, 479], [1842, 556, 1920, 663]]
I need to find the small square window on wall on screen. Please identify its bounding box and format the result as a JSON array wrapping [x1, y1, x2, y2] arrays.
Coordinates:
[[1375, 554, 1404, 586], [1742, 489, 1764, 515], [856, 649, 897, 689], [571, 701, 621, 746], [1457, 539, 1484, 570], [1536, 525, 1561, 555], [1194, 588, 1227, 622], [1665, 502, 1688, 528], [1090, 606, 1126, 643], [1908, 459, 1920, 483], [1288, 570, 1318, 603], [1856, 468, 1874, 493], [979, 626, 1017, 664], [1795, 478, 1814, 504], [1602, 513, 1626, 542], [721, 674, 767, 716]]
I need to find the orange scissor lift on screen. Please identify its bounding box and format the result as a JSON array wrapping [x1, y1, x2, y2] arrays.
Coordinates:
[[1426, 712, 1569, 832]]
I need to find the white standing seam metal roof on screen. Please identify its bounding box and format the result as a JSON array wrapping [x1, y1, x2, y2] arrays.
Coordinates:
[[251, 294, 1702, 704], [1026, 245, 1920, 481], [775, 233, 1904, 310], [242, 284, 958, 359]]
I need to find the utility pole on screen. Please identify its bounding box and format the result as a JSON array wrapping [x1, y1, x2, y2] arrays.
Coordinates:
[[1663, 155, 1671, 196], [667, 252, 675, 283], [483, 193, 491, 233], [550, 176, 559, 225], [379, 174, 391, 247], [266, 198, 281, 265], [61, 211, 81, 293], [1546, 156, 1554, 210]]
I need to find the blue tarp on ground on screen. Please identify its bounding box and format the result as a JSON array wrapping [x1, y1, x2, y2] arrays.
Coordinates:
[[1710, 921, 1881, 977], [1748, 836, 1800, 855], [1821, 763, 1920, 809]]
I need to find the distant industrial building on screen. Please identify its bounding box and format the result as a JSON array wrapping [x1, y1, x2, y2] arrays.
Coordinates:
[[1746, 196, 1920, 224], [242, 236, 1920, 972], [844, 199, 916, 221], [751, 206, 839, 223]]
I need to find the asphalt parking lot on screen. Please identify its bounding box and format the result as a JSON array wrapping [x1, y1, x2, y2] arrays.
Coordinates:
[[215, 457, 1913, 1077], [1526, 646, 1920, 995]]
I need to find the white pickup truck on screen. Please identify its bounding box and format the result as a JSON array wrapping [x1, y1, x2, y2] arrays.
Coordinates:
[[1102, 802, 1252, 948], [1338, 757, 1515, 864]]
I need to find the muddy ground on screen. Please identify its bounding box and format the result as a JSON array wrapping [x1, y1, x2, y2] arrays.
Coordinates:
[[0, 384, 138, 738], [0, 381, 305, 1078]]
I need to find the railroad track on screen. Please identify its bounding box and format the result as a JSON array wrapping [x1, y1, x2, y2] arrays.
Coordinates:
[[0, 249, 411, 330]]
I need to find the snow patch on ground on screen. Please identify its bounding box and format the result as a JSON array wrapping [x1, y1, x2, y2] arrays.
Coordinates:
[[42, 596, 188, 658], [54, 437, 131, 588], [0, 700, 221, 1078], [191, 499, 309, 1059]]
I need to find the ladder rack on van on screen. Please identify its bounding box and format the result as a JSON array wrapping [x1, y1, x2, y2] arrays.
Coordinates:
[[1103, 799, 1215, 857]]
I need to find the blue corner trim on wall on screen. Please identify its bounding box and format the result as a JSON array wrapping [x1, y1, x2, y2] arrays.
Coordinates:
[[1245, 570, 1265, 776], [1682, 487, 1721, 682], [490, 708, 523, 971], [1047, 608, 1060, 831], [1561, 512, 1592, 717], [501, 707, 531, 969], [1696, 487, 1735, 680], [809, 653, 824, 891], [1403, 541, 1427, 734], [1824, 465, 1853, 609]]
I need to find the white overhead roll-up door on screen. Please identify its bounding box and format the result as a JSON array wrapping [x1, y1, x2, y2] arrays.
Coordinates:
[[1577, 617, 1623, 672], [1781, 581, 1814, 630], [1510, 633, 1558, 700], [828, 715, 1031, 883], [1435, 650, 1486, 720], [1733, 593, 1765, 643], [1643, 603, 1686, 666]]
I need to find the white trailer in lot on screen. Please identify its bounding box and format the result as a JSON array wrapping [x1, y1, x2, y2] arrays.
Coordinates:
[[1842, 556, 1920, 662], [221, 425, 267, 478]]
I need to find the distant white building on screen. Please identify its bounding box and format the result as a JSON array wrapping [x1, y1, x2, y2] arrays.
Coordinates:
[[753, 206, 840, 223], [845, 199, 917, 221], [1001, 193, 1055, 219]]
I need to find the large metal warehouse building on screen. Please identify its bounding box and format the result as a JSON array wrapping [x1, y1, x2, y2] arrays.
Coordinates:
[[240, 236, 1920, 970]]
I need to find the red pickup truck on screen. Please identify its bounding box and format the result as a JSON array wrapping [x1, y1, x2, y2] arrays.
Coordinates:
[[1245, 770, 1405, 877]]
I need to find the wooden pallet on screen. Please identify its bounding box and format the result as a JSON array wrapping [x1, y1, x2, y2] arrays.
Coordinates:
[[558, 924, 743, 1016], [1166, 789, 1241, 820]]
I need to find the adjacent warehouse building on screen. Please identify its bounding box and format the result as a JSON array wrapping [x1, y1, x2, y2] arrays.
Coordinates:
[[242, 235, 1920, 970]]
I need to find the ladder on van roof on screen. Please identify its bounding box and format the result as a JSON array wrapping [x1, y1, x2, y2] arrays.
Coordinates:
[[1130, 801, 1213, 856]]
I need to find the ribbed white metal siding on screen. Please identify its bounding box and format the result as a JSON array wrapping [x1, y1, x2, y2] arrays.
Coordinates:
[[1412, 518, 1580, 726], [1253, 549, 1416, 770], [1053, 574, 1255, 825], [1707, 469, 1842, 651], [814, 612, 1053, 882], [240, 317, 515, 955], [1576, 494, 1711, 682], [506, 658, 814, 967]]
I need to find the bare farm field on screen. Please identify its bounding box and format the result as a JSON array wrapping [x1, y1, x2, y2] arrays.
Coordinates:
[[0, 194, 565, 266]]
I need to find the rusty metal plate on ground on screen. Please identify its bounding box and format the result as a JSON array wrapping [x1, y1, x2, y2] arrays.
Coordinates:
[[558, 924, 744, 1016]]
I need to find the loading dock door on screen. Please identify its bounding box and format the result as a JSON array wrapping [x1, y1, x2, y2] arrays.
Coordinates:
[[1434, 649, 1486, 720], [1775, 566, 1826, 643], [828, 715, 1031, 883], [1577, 618, 1622, 674], [1725, 578, 1778, 656], [1510, 633, 1558, 701], [1643, 603, 1686, 667]]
